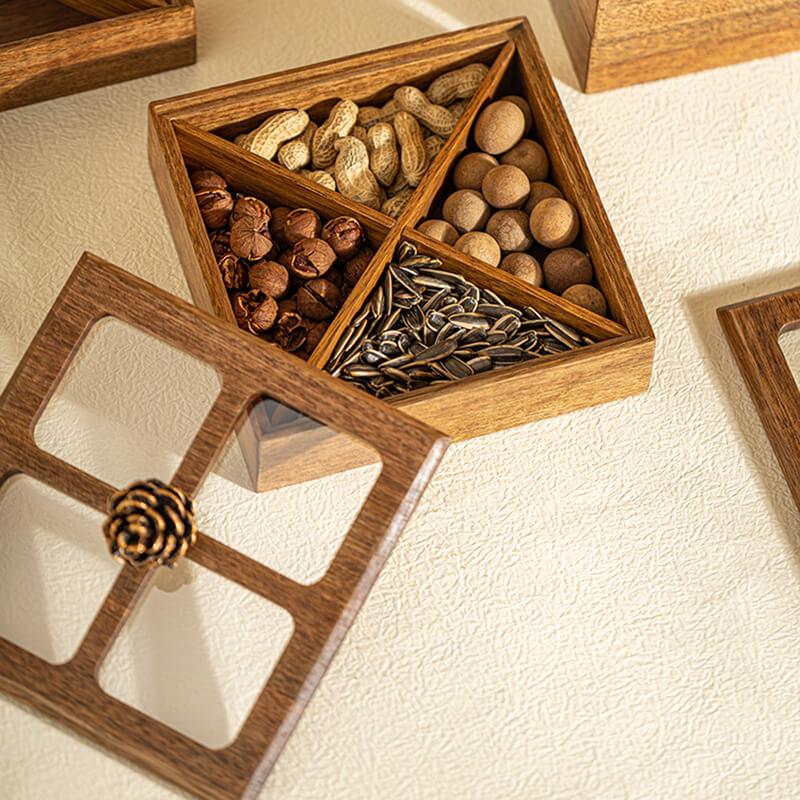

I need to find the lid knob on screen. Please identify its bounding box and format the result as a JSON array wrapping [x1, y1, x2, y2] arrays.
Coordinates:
[[102, 479, 197, 569]]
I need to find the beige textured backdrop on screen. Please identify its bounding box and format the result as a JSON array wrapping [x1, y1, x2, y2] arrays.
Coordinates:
[[2, 0, 800, 798]]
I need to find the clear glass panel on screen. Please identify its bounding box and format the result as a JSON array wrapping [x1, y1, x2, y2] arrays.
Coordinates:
[[0, 474, 121, 664], [779, 328, 800, 386], [195, 396, 382, 585], [98, 563, 293, 750], [33, 317, 221, 489]]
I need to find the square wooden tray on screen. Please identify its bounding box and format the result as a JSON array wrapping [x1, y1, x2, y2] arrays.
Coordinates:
[[551, 0, 800, 92], [0, 0, 195, 111], [148, 17, 654, 491]]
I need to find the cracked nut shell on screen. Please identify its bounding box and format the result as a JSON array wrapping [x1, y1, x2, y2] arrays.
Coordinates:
[[343, 248, 374, 285], [190, 169, 227, 192], [296, 278, 342, 320], [230, 215, 273, 260], [231, 196, 270, 225], [321, 216, 364, 260], [231, 289, 278, 334], [195, 186, 234, 229], [272, 311, 307, 351], [290, 237, 336, 279], [284, 208, 322, 246], [218, 253, 247, 290], [249, 260, 290, 298], [269, 206, 292, 248]]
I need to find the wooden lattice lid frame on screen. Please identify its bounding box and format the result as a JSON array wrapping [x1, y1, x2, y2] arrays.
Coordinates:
[[719, 289, 800, 510], [0, 252, 449, 800]]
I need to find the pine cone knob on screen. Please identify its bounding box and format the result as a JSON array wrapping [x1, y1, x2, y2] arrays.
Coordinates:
[[102, 479, 197, 569]]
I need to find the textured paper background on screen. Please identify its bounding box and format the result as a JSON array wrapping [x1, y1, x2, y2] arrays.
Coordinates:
[[1, 0, 800, 797]]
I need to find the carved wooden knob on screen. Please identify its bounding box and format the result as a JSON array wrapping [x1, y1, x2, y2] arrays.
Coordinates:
[[102, 479, 197, 569]]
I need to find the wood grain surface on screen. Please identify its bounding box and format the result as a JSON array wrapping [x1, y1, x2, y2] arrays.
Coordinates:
[[0, 0, 94, 45], [148, 17, 655, 488], [56, 0, 168, 19], [0, 252, 449, 800], [551, 0, 800, 92], [719, 289, 800, 513], [0, 0, 195, 111]]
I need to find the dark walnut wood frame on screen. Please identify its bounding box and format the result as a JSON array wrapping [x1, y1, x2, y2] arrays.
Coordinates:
[[551, 0, 800, 93], [0, 0, 195, 112], [149, 17, 654, 491], [0, 252, 449, 800], [719, 288, 800, 513]]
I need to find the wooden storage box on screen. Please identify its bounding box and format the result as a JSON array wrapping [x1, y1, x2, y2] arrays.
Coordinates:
[[0, 0, 195, 111], [551, 0, 800, 92], [149, 17, 654, 490]]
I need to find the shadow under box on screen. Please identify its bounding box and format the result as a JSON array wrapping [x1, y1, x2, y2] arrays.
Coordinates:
[[148, 17, 654, 491]]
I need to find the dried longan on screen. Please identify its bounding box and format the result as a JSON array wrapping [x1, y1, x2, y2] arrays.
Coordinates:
[[501, 139, 548, 182], [542, 247, 593, 294], [562, 284, 607, 316], [473, 100, 526, 155], [454, 231, 501, 267], [443, 189, 491, 233], [481, 164, 530, 209], [418, 219, 459, 245], [529, 197, 579, 248], [499, 95, 533, 132], [500, 252, 543, 287], [453, 152, 498, 190], [524, 181, 563, 214], [485, 210, 533, 252]]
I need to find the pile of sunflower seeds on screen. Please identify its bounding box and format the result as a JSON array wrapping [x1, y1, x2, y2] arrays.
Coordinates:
[[326, 242, 595, 398]]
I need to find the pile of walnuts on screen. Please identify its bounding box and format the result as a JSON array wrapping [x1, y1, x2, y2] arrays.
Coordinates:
[[191, 169, 373, 359]]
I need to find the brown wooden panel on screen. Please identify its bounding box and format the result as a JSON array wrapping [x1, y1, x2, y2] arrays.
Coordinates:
[[551, 0, 800, 92], [57, 0, 168, 19], [0, 0, 195, 111], [718, 288, 800, 512]]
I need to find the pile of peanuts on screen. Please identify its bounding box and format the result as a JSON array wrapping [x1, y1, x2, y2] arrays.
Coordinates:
[[419, 97, 608, 317], [190, 168, 374, 360], [231, 63, 489, 219]]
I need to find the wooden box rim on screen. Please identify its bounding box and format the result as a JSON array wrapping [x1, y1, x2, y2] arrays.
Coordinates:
[[147, 16, 655, 487]]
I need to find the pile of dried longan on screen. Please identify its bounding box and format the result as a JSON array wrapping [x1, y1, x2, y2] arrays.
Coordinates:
[[418, 96, 608, 317]]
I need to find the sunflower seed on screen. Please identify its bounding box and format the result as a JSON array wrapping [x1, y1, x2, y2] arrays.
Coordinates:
[[440, 303, 465, 317], [370, 285, 385, 318], [467, 355, 492, 373], [423, 287, 449, 312], [451, 313, 490, 330], [490, 314, 521, 334], [425, 310, 448, 330], [442, 356, 474, 379], [326, 241, 593, 398], [409, 340, 458, 363], [362, 349, 387, 365], [484, 346, 525, 360], [545, 321, 581, 349], [414, 275, 452, 290], [477, 303, 514, 319], [382, 366, 412, 383], [381, 353, 414, 369], [344, 364, 381, 378]]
